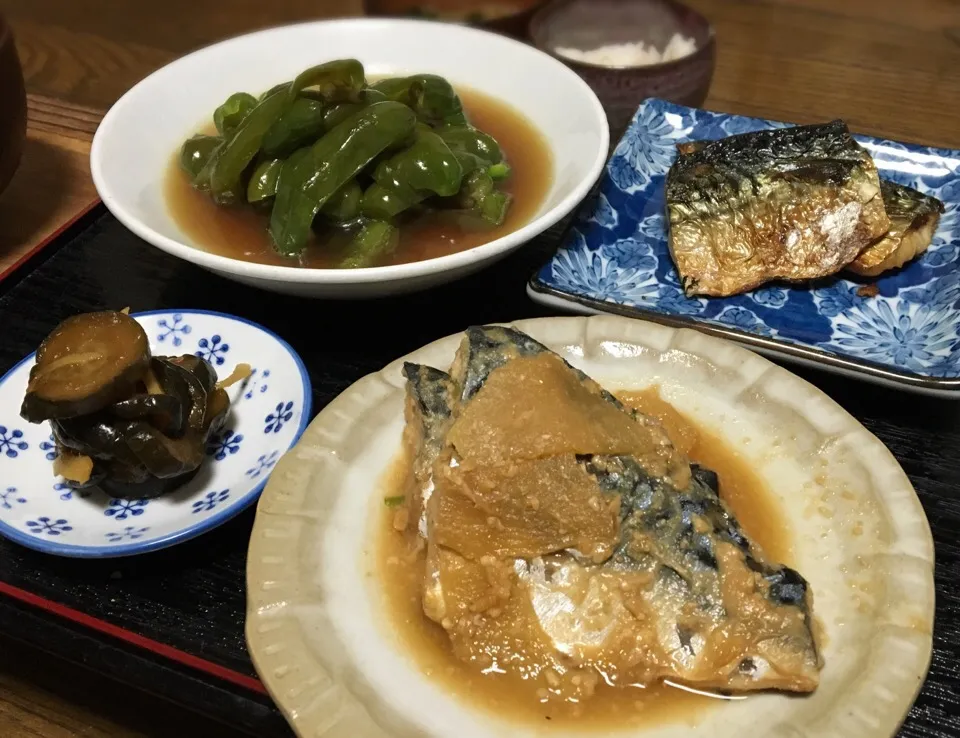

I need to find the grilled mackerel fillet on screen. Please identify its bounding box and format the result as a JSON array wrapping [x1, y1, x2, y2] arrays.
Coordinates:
[[666, 120, 890, 297], [848, 179, 944, 277]]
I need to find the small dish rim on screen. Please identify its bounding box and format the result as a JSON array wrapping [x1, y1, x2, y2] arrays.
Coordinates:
[[0, 308, 313, 558]]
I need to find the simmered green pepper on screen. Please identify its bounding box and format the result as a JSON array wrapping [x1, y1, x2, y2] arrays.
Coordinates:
[[321, 89, 388, 131], [247, 159, 284, 202], [261, 97, 327, 159], [269, 100, 417, 255], [180, 134, 221, 182], [371, 74, 467, 127], [290, 59, 366, 102], [213, 93, 258, 138], [436, 125, 502, 165], [360, 129, 462, 220], [458, 170, 511, 226], [339, 220, 398, 268], [321, 180, 363, 222], [206, 88, 293, 204]]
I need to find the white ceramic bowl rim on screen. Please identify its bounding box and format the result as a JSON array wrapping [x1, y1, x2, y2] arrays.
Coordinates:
[[90, 18, 610, 285]]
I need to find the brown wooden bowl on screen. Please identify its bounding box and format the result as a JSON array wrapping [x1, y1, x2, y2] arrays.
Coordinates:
[[0, 15, 26, 198], [529, 0, 715, 135], [363, 1, 548, 39]]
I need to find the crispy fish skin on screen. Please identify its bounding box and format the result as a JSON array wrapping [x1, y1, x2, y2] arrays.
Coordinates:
[[847, 180, 944, 277], [666, 121, 890, 297], [404, 325, 821, 694]]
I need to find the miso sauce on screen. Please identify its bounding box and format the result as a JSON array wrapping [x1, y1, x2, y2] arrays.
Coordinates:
[[165, 87, 553, 269], [375, 387, 794, 730]]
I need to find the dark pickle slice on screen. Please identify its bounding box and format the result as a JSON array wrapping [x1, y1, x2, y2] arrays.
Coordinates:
[[109, 392, 187, 438], [21, 311, 150, 423]]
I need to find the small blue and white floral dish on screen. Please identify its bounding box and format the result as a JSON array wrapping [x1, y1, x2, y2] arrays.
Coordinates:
[[529, 98, 960, 396], [0, 309, 311, 558]]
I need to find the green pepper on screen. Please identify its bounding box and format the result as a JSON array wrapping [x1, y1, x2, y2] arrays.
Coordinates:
[[359, 129, 462, 220], [261, 97, 326, 159], [247, 159, 283, 202], [339, 220, 398, 268], [213, 93, 258, 138], [321, 89, 388, 131], [458, 170, 511, 226], [179, 134, 221, 182], [207, 88, 293, 204], [488, 162, 511, 181], [371, 74, 467, 127], [269, 100, 417, 256], [259, 81, 291, 101], [321, 180, 363, 222], [436, 125, 502, 165], [290, 59, 366, 102]]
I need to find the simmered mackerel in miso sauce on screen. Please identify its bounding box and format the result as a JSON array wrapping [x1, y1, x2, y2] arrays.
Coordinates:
[[166, 88, 552, 269], [378, 376, 797, 728]]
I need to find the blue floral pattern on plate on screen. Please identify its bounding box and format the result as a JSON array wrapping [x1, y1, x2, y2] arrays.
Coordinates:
[[530, 99, 960, 392], [0, 309, 312, 558]]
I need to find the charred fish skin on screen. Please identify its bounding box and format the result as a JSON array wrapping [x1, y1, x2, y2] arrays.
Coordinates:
[[451, 325, 621, 408], [667, 120, 890, 297], [583, 454, 814, 615], [402, 362, 452, 437], [847, 179, 945, 277]]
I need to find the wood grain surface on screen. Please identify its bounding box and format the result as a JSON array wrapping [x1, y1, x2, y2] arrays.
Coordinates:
[[0, 0, 957, 735]]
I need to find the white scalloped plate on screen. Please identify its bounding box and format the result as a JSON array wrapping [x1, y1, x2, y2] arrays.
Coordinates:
[[246, 315, 934, 738]]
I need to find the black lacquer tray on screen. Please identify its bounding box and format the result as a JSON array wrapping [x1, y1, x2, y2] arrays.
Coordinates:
[[0, 205, 958, 736]]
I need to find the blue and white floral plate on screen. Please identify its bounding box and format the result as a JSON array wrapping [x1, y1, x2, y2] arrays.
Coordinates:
[[528, 98, 960, 396], [0, 309, 311, 558]]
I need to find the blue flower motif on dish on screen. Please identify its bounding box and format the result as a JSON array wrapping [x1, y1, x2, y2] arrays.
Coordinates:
[[924, 202, 960, 268], [246, 450, 280, 479], [206, 428, 244, 461], [55, 481, 92, 501], [196, 334, 230, 366], [611, 104, 690, 193], [588, 191, 618, 229], [902, 270, 960, 309], [156, 314, 192, 347], [105, 498, 148, 520], [0, 426, 28, 459], [0, 487, 26, 510], [651, 284, 707, 315], [192, 489, 230, 513], [265, 402, 295, 434], [925, 346, 960, 378], [242, 368, 271, 400], [831, 300, 958, 373], [714, 307, 775, 336], [39, 435, 58, 461], [105, 526, 150, 542], [551, 241, 659, 306], [812, 281, 866, 318], [602, 237, 658, 272], [26, 517, 73, 536], [751, 286, 789, 308]]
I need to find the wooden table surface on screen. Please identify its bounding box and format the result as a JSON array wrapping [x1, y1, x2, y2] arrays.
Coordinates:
[[0, 0, 958, 734]]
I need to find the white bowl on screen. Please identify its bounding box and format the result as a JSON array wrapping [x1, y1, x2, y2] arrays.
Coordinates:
[[91, 18, 609, 299]]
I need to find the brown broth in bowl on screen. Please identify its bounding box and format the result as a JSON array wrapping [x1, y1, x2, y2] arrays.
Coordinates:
[[165, 87, 553, 269]]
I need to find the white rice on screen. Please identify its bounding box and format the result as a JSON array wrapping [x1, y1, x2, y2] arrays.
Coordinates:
[[555, 33, 697, 67]]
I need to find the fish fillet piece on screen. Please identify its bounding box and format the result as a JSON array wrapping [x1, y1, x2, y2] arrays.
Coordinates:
[[404, 325, 821, 695], [666, 120, 890, 297], [847, 180, 944, 277]]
